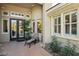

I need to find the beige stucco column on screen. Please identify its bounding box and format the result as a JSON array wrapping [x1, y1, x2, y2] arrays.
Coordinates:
[[42, 4, 46, 44], [35, 19, 37, 33], [42, 4, 51, 44], [77, 8, 79, 38]]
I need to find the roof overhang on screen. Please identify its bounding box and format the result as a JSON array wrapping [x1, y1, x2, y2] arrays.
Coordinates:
[[47, 3, 71, 16]]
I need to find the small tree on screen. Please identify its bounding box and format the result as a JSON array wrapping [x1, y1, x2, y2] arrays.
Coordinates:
[[24, 20, 31, 33], [23, 20, 31, 40]]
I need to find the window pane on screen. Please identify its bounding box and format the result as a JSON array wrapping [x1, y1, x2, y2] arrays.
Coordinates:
[[3, 20, 8, 32], [71, 12, 77, 22], [58, 25, 61, 33], [33, 22, 35, 32], [71, 24, 77, 35], [58, 17, 61, 24], [54, 25, 57, 33], [3, 12, 8, 15], [65, 15, 70, 23], [65, 24, 70, 34], [55, 18, 57, 24]]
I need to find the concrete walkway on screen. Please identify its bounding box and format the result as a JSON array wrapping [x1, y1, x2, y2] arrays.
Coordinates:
[[3, 41, 51, 56]]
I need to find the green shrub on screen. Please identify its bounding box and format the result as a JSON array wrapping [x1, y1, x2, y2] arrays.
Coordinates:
[[49, 36, 77, 56], [60, 44, 76, 56], [49, 36, 61, 53]]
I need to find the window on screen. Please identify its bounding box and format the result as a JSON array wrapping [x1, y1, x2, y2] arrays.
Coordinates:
[[65, 15, 70, 23], [65, 24, 70, 34], [71, 24, 77, 34], [54, 19, 57, 33], [2, 11, 9, 16], [10, 11, 25, 17], [65, 14, 70, 34], [71, 12, 77, 22], [54, 25, 57, 33], [2, 20, 8, 33], [54, 16, 61, 34], [64, 11, 77, 35], [3, 12, 8, 15], [71, 12, 77, 35], [12, 13, 14, 15], [22, 14, 24, 16], [33, 22, 35, 32], [26, 15, 30, 17], [58, 17, 61, 33]]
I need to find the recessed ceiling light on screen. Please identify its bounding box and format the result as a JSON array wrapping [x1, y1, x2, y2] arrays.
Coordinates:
[[32, 5, 34, 6]]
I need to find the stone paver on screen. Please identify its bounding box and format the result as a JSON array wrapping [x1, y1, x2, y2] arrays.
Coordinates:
[[3, 41, 51, 56]]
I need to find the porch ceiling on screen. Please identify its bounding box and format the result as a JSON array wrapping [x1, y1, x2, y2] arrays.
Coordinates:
[[0, 3, 42, 9]]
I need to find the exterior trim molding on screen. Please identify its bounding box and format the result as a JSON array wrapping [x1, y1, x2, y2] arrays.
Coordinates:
[[47, 3, 71, 14], [46, 3, 60, 12]]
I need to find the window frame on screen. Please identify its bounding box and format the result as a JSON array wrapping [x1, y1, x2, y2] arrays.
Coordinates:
[[71, 11, 77, 35], [64, 13, 71, 35], [64, 11, 77, 36], [2, 18, 9, 34], [54, 16, 61, 35]]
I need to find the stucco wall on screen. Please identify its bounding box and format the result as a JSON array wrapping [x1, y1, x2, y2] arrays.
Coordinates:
[[31, 5, 42, 33], [55, 37, 79, 53], [42, 3, 52, 43], [44, 16, 51, 43], [32, 5, 42, 20]]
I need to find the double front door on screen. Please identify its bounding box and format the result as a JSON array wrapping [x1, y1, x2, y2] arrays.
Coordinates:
[[10, 19, 25, 41]]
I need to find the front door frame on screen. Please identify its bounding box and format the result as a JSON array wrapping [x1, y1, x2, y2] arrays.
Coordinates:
[[10, 18, 25, 41]]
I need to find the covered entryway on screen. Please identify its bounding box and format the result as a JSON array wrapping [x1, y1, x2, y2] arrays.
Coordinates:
[[10, 19, 25, 41], [0, 3, 43, 43]]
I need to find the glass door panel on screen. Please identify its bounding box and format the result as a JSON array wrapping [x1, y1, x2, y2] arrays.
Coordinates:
[[10, 19, 25, 41], [18, 21, 24, 38], [11, 20, 17, 38]]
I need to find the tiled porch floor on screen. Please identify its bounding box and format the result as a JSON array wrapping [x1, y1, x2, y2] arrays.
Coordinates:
[[2, 41, 51, 56]]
